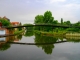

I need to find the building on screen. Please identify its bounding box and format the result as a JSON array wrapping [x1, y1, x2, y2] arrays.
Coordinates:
[[11, 22, 20, 26]]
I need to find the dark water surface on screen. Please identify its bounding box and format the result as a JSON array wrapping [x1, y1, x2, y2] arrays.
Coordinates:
[[0, 32, 80, 60]]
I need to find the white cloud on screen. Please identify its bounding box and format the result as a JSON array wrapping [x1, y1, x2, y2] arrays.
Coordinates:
[[25, 0, 30, 4], [35, 0, 66, 4], [64, 3, 80, 8], [43, 0, 66, 4], [0, 0, 80, 24], [49, 0, 66, 3]]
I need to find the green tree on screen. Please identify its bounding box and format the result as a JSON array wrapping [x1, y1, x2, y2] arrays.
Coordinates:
[[74, 21, 80, 26], [43, 11, 54, 24], [34, 11, 54, 24], [53, 20, 58, 24], [0, 18, 11, 26], [64, 20, 71, 25], [34, 11, 54, 32], [34, 15, 44, 24], [61, 18, 63, 25]]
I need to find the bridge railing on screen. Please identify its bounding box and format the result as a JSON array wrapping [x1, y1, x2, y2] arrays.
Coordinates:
[[3, 24, 80, 28]]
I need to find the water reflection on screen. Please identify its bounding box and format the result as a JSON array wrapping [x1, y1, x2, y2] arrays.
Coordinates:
[[1, 30, 80, 55], [35, 33, 57, 54], [17, 34, 23, 40], [34, 33, 80, 54], [0, 43, 10, 51], [0, 34, 22, 51], [66, 36, 80, 43], [24, 31, 34, 37]]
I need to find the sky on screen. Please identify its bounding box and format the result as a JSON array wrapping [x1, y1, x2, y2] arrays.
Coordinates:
[[0, 0, 80, 24]]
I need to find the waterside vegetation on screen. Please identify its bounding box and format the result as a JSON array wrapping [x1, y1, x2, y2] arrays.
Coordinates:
[[24, 11, 80, 36]]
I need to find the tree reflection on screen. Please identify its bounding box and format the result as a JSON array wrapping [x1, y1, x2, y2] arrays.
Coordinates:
[[66, 36, 80, 43], [34, 33, 58, 54], [16, 34, 22, 40], [24, 30, 34, 37], [0, 34, 23, 51], [0, 43, 10, 51]]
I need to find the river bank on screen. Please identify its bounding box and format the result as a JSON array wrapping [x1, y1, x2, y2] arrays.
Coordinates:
[[34, 30, 80, 37]]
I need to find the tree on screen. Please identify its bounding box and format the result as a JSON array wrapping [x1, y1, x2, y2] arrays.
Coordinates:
[[43, 11, 54, 24], [0, 18, 11, 26], [63, 20, 71, 25], [53, 20, 58, 24], [34, 11, 54, 24], [74, 21, 80, 26], [34, 11, 54, 32], [34, 15, 44, 24], [61, 18, 63, 25]]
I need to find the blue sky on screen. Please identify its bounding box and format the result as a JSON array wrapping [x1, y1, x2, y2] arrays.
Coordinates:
[[0, 0, 80, 24]]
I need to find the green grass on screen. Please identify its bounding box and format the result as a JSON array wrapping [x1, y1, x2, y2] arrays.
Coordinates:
[[14, 30, 24, 35]]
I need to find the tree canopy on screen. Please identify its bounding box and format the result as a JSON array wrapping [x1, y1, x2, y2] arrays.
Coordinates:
[[0, 17, 11, 26], [34, 11, 55, 24], [43, 11, 54, 24]]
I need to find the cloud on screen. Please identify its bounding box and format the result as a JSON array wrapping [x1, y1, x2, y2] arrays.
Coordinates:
[[64, 3, 80, 8], [47, 0, 66, 3], [0, 0, 80, 24], [35, 0, 66, 4]]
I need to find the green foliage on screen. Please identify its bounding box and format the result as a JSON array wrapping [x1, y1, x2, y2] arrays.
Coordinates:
[[23, 23, 34, 31], [63, 20, 71, 25], [34, 15, 44, 24], [33, 10, 80, 35], [43, 11, 54, 24], [34, 11, 54, 24], [34, 11, 59, 32], [34, 33, 57, 54], [18, 22, 22, 31], [14, 30, 24, 35], [53, 20, 58, 24], [24, 31, 34, 37], [17, 34, 22, 40], [74, 21, 80, 26], [0, 18, 11, 26], [23, 23, 33, 26], [66, 28, 80, 32], [34, 30, 41, 34], [61, 18, 63, 25], [0, 43, 10, 51]]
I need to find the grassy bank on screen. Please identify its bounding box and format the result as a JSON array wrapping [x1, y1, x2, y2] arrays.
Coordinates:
[[66, 33, 80, 37], [34, 30, 66, 37], [14, 30, 25, 35], [34, 30, 80, 37]]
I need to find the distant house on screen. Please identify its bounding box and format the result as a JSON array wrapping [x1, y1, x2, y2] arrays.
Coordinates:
[[11, 22, 20, 26], [11, 22, 20, 31]]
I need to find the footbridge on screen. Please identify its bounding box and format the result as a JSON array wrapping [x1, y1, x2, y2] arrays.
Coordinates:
[[3, 24, 80, 29]]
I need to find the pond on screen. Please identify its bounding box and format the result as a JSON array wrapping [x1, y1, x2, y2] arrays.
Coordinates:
[[0, 31, 80, 60]]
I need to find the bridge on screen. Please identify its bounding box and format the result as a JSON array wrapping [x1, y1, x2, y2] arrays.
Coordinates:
[[7, 40, 67, 45], [3, 24, 80, 29]]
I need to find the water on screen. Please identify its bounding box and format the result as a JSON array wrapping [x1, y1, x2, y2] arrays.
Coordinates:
[[0, 31, 80, 60]]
